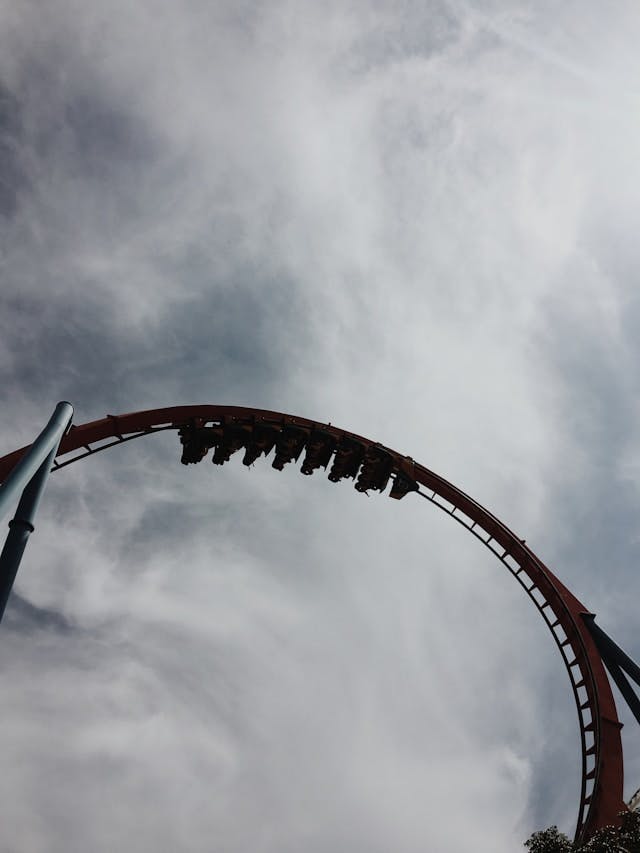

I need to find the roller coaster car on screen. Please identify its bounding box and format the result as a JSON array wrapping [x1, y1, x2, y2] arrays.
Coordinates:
[[328, 437, 366, 482], [178, 425, 212, 465], [242, 424, 281, 467], [355, 446, 394, 493], [211, 423, 252, 465], [300, 430, 337, 475], [272, 425, 309, 471], [388, 472, 418, 500]]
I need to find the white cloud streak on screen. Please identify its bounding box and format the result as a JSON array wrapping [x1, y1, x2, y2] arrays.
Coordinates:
[[1, 1, 639, 850]]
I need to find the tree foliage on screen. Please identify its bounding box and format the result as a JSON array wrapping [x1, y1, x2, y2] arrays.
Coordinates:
[[525, 812, 640, 853], [525, 825, 574, 853]]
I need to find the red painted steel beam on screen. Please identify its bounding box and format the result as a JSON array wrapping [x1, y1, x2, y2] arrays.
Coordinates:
[[0, 405, 627, 842]]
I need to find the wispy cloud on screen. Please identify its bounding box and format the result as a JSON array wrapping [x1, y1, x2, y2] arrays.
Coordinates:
[[0, 2, 639, 850]]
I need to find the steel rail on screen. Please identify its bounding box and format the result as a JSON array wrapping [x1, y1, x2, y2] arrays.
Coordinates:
[[0, 405, 626, 843]]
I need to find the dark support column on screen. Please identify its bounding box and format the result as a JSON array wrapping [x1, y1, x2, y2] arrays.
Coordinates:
[[585, 616, 640, 688], [583, 614, 640, 725], [0, 402, 74, 624], [600, 658, 640, 727], [0, 447, 57, 622]]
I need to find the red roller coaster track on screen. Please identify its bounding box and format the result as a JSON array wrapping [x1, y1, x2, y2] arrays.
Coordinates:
[[0, 405, 628, 843]]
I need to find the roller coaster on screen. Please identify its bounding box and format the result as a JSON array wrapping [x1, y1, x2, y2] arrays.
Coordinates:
[[1, 402, 639, 844]]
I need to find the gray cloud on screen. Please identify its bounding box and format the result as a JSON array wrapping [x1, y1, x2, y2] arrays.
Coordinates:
[[0, 1, 639, 850]]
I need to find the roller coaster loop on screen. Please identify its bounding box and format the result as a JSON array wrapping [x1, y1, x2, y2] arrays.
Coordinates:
[[1, 403, 639, 844]]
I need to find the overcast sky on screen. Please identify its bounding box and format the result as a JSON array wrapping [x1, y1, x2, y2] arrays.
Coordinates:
[[1, 2, 640, 851]]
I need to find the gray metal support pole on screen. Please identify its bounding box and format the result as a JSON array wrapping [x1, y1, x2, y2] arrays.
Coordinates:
[[583, 614, 640, 727], [600, 657, 640, 727], [0, 447, 58, 621], [0, 402, 73, 525], [0, 402, 74, 623], [585, 616, 640, 688]]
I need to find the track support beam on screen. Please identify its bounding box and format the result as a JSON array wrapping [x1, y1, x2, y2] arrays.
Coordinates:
[[0, 402, 73, 622], [584, 615, 640, 727]]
